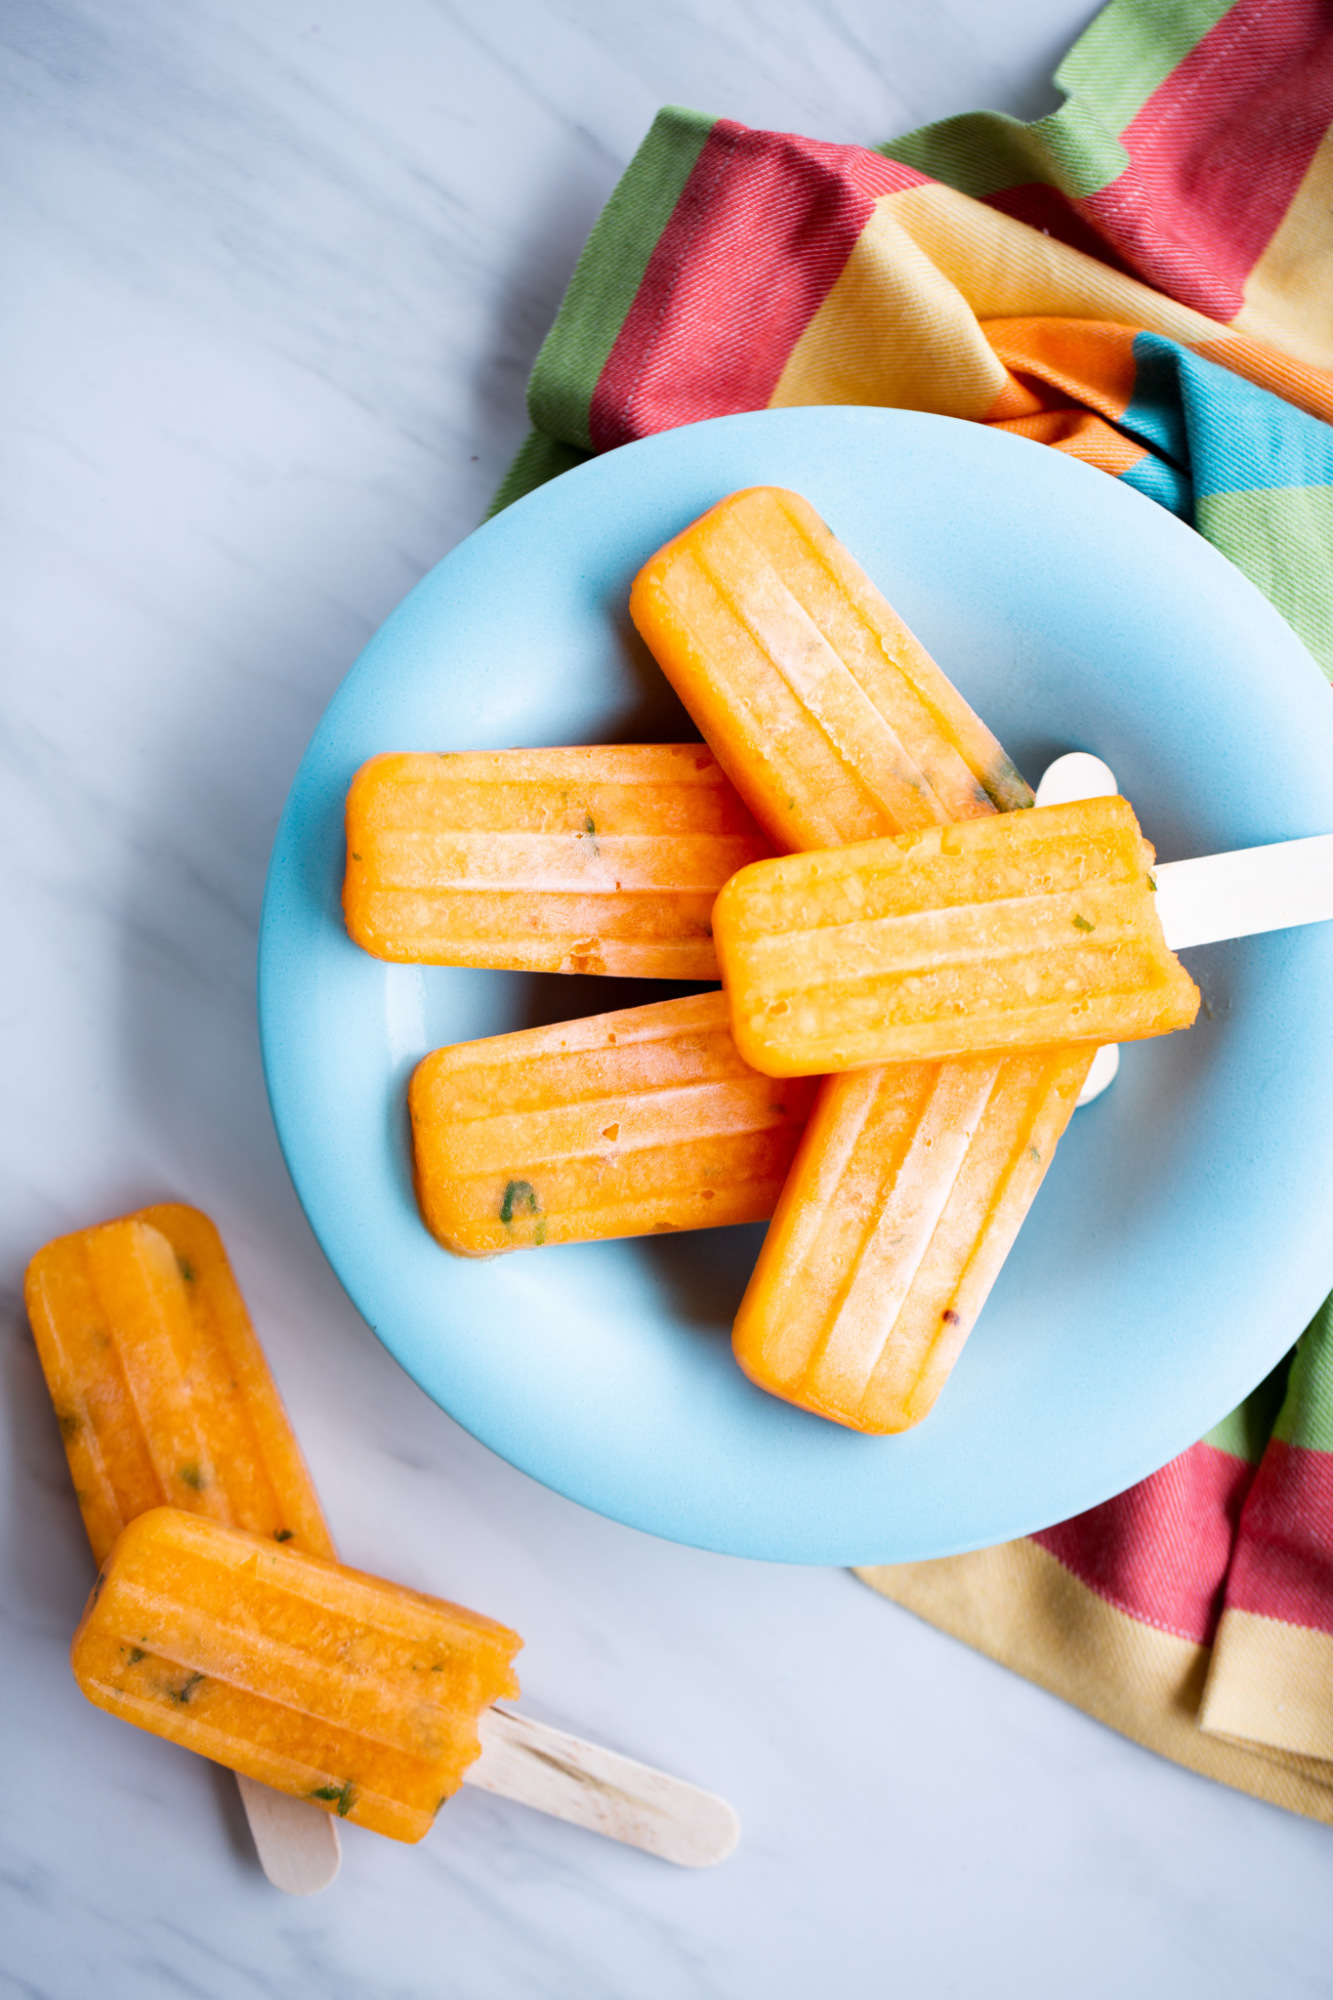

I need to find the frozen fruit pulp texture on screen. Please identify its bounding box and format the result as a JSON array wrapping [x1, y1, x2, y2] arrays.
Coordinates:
[[630, 485, 1100, 1430], [410, 991, 815, 1255], [344, 745, 773, 979], [24, 1205, 333, 1565], [733, 1047, 1093, 1431], [713, 798, 1200, 1076], [72, 1509, 521, 1842]]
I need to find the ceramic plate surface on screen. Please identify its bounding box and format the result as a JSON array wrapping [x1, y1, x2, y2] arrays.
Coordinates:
[[259, 407, 1333, 1564]]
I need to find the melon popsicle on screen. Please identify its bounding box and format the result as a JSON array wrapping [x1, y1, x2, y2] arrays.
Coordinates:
[[629, 485, 1031, 851], [733, 1049, 1093, 1432], [713, 797, 1200, 1077], [629, 485, 1096, 1431], [344, 745, 772, 979], [72, 1509, 521, 1844], [26, 1205, 341, 1891], [71, 1507, 740, 1864], [410, 991, 815, 1255], [24, 1205, 334, 1565]]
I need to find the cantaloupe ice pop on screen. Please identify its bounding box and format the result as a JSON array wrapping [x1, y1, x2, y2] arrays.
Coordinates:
[[630, 485, 1099, 1432], [629, 485, 1031, 851], [24, 1204, 334, 1566], [411, 991, 815, 1255], [73, 1509, 522, 1844], [25, 1205, 343, 1891], [36, 1214, 740, 1866], [344, 745, 772, 979], [713, 796, 1200, 1078]]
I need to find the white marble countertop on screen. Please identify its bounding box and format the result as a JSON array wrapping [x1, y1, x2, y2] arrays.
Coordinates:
[[6, 4, 1333, 1994]]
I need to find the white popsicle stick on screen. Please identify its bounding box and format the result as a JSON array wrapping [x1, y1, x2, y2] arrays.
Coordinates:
[[1034, 752, 1122, 1108], [237, 1774, 342, 1894], [1154, 833, 1333, 950], [465, 1707, 740, 1868]]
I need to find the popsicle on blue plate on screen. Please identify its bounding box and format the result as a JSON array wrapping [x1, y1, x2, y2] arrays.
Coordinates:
[[344, 745, 772, 979], [712, 796, 1200, 1079], [410, 991, 816, 1255], [630, 485, 1100, 1432], [629, 484, 1031, 850]]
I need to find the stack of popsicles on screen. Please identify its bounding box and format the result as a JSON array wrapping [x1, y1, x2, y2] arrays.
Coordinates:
[[26, 1206, 738, 1885], [352, 487, 1197, 1434]]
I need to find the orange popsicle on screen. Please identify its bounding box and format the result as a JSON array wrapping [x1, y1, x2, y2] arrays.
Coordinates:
[[713, 798, 1200, 1077], [630, 487, 1099, 1430], [410, 991, 815, 1255], [25, 1205, 333, 1565], [629, 485, 1030, 850], [72, 1509, 521, 1844], [732, 1048, 1093, 1431], [344, 746, 772, 978]]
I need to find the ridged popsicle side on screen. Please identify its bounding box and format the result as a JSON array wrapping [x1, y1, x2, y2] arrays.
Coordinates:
[[733, 1048, 1094, 1432], [629, 486, 1031, 852], [409, 991, 815, 1255], [715, 799, 1200, 1075], [344, 746, 773, 977], [630, 485, 1114, 1432], [25, 1208, 334, 1565], [71, 1510, 522, 1843]]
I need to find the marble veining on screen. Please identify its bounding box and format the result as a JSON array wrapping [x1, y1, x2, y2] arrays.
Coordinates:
[[5, 2, 1333, 1995]]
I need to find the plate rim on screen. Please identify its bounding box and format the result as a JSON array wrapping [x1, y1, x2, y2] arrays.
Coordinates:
[[259, 404, 1333, 1563]]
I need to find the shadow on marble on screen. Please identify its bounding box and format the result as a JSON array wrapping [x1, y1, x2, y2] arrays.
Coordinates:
[[1, 1307, 101, 1635]]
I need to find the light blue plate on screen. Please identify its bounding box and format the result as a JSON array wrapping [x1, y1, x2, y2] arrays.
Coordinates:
[[259, 407, 1333, 1565]]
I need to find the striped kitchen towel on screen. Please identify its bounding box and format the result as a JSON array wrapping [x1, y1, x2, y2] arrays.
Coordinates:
[[501, 0, 1333, 1823]]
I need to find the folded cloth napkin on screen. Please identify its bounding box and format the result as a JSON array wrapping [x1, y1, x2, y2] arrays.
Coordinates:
[[498, 0, 1333, 1825]]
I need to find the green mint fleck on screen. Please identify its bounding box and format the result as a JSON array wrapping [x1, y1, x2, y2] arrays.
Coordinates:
[[533, 1219, 547, 1246], [57, 1410, 80, 1440], [169, 1672, 205, 1705], [125, 1646, 147, 1666], [273, 1528, 294, 1543], [1029, 1145, 1041, 1163], [311, 1780, 357, 1817], [584, 813, 596, 836], [351, 851, 362, 861], [430, 1663, 444, 1672], [176, 1256, 196, 1283], [1146, 874, 1157, 891], [1072, 914, 1095, 933], [178, 1462, 204, 1491], [500, 1180, 538, 1224]]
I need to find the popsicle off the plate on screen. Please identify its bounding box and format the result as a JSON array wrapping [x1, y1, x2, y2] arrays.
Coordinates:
[[629, 486, 1100, 1433], [26, 1206, 343, 1890], [73, 1508, 521, 1844], [344, 745, 772, 980], [25, 1205, 335, 1566], [72, 1507, 739, 1865], [29, 1209, 739, 1871]]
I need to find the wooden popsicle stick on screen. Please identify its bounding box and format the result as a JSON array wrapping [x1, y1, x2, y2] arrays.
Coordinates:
[[1155, 833, 1333, 951], [236, 1774, 342, 1894], [465, 1707, 740, 1868]]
